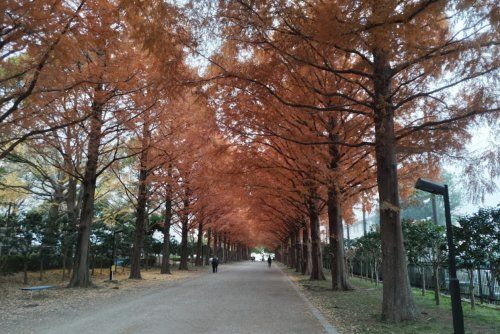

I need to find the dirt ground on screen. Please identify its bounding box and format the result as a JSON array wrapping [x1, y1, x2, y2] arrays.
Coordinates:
[[0, 265, 203, 328]]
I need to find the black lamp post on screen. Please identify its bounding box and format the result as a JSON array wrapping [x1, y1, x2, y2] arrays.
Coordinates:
[[415, 178, 464, 334], [110, 229, 123, 281]]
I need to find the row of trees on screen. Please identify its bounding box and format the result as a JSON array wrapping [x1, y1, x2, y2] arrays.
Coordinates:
[[0, 0, 257, 290], [347, 206, 499, 308]]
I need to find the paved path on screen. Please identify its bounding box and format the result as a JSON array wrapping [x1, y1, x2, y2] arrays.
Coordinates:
[[10, 262, 333, 334]]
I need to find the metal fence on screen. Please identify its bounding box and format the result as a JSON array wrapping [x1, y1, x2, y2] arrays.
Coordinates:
[[347, 260, 500, 305], [322, 256, 500, 305]]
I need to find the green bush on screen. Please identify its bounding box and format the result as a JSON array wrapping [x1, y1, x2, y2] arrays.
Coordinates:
[[0, 254, 26, 274], [1, 254, 65, 275]]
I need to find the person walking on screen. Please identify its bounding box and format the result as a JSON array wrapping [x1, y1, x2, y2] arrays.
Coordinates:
[[267, 256, 272, 268], [211, 256, 219, 273]]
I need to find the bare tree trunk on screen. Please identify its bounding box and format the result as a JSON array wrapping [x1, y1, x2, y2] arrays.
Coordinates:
[[327, 183, 350, 290], [69, 93, 104, 288], [301, 227, 308, 275], [221, 234, 224, 259], [130, 117, 151, 280], [307, 224, 312, 275], [195, 221, 203, 266], [421, 266, 426, 296], [327, 116, 350, 290], [286, 242, 289, 265], [468, 269, 475, 310], [161, 186, 172, 274], [205, 228, 212, 265], [179, 196, 190, 270], [223, 233, 228, 263], [218, 234, 222, 260], [129, 171, 147, 278], [295, 231, 301, 272], [477, 267, 483, 304], [280, 242, 285, 264], [213, 231, 218, 259], [308, 194, 325, 281], [373, 48, 417, 321], [289, 236, 295, 268], [433, 264, 440, 305]]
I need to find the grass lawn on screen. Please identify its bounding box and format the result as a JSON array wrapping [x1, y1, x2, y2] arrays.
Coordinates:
[[281, 266, 499, 334]]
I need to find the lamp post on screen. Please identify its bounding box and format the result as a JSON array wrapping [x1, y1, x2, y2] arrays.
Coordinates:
[[110, 229, 123, 281], [415, 178, 464, 334]]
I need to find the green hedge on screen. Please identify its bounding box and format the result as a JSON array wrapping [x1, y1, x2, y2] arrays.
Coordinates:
[[0, 254, 160, 274], [0, 254, 62, 275]]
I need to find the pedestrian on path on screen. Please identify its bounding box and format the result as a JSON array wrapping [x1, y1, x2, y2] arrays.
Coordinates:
[[267, 256, 272, 268], [211, 256, 219, 273]]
